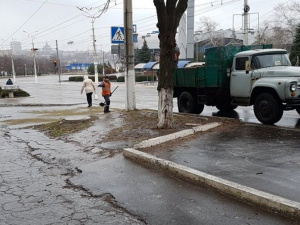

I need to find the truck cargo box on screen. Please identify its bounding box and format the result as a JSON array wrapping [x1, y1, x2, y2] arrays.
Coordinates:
[[174, 44, 272, 89]]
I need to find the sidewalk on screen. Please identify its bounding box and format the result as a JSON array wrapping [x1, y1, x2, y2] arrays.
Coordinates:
[[123, 123, 300, 219], [1, 75, 299, 221]]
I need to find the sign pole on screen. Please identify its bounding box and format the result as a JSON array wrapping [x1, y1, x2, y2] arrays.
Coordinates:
[[123, 0, 136, 111]]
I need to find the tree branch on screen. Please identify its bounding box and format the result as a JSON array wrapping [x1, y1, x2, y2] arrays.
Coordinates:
[[154, 0, 166, 31], [174, 0, 188, 29]]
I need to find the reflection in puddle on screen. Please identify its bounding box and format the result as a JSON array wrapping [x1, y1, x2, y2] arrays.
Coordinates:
[[212, 110, 239, 119]]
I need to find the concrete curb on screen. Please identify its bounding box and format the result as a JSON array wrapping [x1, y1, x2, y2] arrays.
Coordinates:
[[0, 103, 85, 107], [123, 122, 300, 219], [123, 148, 300, 218], [133, 122, 221, 149]]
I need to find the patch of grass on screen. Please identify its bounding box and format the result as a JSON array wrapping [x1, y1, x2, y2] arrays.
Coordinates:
[[3, 118, 59, 125], [31, 107, 102, 117], [33, 116, 97, 138]]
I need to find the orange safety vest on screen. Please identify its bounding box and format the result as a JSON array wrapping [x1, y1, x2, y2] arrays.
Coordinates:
[[102, 81, 111, 96]]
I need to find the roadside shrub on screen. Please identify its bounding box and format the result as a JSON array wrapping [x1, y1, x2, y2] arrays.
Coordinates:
[[1, 89, 30, 98], [69, 75, 118, 82], [116, 75, 157, 82], [117, 76, 125, 82], [136, 75, 157, 82]]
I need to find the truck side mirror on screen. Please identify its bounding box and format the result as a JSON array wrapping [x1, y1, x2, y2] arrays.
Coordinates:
[[245, 60, 251, 74]]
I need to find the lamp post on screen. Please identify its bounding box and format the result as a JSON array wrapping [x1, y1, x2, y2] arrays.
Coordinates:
[[23, 31, 38, 83], [194, 31, 202, 62]]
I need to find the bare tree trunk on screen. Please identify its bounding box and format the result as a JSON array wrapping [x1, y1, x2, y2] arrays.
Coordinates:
[[154, 0, 188, 129], [158, 87, 174, 128]]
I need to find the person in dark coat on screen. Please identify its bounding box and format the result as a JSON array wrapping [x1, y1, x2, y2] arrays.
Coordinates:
[[6, 78, 13, 85]]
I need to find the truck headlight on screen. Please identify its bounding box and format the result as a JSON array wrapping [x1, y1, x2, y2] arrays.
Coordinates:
[[290, 84, 297, 92]]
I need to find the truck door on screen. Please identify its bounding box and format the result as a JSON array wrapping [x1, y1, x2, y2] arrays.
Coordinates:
[[230, 56, 252, 98]]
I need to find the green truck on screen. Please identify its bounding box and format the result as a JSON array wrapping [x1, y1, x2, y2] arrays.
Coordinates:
[[173, 45, 300, 124]]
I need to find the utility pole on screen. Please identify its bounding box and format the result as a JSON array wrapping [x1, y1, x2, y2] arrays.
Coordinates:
[[77, 2, 111, 84], [11, 41, 16, 82], [243, 0, 250, 45], [91, 19, 98, 83], [103, 51, 105, 76], [124, 0, 136, 110], [11, 55, 16, 82], [24, 31, 37, 83], [56, 40, 61, 83], [11, 43, 16, 82]]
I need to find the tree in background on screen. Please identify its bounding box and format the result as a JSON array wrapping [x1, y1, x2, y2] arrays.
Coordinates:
[[290, 23, 300, 66], [198, 17, 220, 47], [139, 40, 151, 63], [87, 63, 95, 75], [134, 47, 140, 65], [0, 55, 55, 75], [105, 61, 116, 74], [154, 0, 188, 128], [254, 1, 300, 49]]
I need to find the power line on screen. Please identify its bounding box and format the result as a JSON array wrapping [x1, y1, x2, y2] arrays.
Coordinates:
[[1, 0, 48, 47]]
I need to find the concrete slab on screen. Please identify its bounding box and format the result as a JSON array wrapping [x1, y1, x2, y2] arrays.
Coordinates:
[[123, 123, 300, 220]]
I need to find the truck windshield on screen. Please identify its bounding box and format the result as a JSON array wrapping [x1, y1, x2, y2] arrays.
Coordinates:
[[251, 53, 291, 69]]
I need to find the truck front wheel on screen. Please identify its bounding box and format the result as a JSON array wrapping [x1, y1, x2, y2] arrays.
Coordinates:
[[178, 92, 203, 114], [254, 93, 283, 124]]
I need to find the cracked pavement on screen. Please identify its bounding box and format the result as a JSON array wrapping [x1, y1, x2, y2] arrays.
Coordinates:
[[0, 125, 145, 225], [0, 76, 297, 224]]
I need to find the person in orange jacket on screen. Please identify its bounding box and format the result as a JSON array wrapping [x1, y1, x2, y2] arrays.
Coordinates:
[[98, 76, 112, 113]]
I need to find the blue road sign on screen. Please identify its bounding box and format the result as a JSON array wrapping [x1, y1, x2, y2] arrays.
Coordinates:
[[111, 27, 125, 44]]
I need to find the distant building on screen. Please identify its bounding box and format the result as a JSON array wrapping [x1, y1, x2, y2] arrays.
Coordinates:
[[42, 43, 53, 53], [10, 41, 22, 54], [64, 63, 90, 72], [39, 42, 55, 57]]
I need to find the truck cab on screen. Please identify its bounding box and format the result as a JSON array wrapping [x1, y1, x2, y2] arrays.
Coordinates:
[[231, 49, 300, 124]]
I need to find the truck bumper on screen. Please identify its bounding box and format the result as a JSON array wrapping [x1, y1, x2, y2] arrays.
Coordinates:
[[285, 97, 300, 108]]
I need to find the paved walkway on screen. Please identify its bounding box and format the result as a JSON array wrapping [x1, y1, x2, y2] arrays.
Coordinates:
[[0, 75, 299, 224]]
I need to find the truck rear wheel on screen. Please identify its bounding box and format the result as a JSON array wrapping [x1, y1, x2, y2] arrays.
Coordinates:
[[178, 92, 202, 114], [254, 93, 283, 124]]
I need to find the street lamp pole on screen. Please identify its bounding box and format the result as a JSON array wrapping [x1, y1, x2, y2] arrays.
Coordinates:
[[24, 31, 37, 83], [91, 19, 99, 83], [77, 3, 112, 84]]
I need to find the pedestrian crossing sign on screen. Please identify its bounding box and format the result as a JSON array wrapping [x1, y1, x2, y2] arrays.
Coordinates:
[[111, 27, 125, 44]]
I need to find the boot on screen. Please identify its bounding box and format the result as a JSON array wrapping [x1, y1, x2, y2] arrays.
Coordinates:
[[104, 106, 109, 113]]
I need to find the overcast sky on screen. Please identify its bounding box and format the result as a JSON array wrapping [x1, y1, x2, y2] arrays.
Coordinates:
[[0, 0, 287, 52]]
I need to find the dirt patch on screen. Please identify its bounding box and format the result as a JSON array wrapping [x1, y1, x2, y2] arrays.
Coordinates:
[[31, 109, 242, 145], [100, 110, 242, 144]]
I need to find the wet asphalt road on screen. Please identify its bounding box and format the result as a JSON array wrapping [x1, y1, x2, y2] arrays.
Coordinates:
[[0, 75, 299, 224], [1, 74, 300, 129]]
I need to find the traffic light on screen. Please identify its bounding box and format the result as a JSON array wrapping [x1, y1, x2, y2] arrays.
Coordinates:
[[31, 48, 38, 51], [53, 59, 57, 67]]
